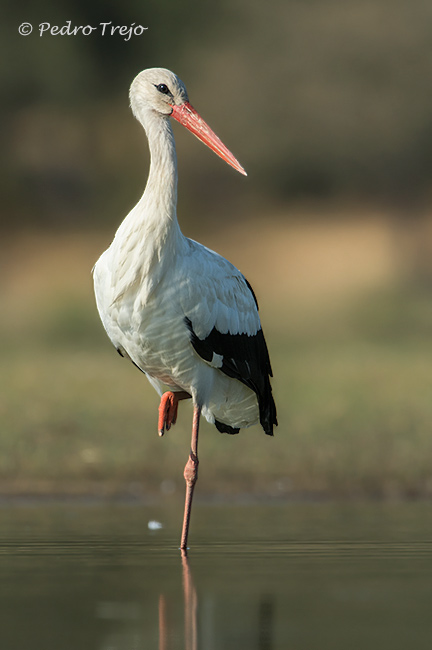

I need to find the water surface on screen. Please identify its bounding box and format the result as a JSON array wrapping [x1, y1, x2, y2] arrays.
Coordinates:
[[0, 502, 432, 649]]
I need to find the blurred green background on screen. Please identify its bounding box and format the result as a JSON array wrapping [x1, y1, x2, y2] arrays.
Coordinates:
[[2, 0, 432, 500]]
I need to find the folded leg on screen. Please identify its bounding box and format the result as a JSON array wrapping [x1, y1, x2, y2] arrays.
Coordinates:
[[158, 391, 190, 436]]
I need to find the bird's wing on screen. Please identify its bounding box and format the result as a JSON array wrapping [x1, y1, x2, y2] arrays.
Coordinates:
[[179, 245, 260, 338], [178, 241, 277, 435]]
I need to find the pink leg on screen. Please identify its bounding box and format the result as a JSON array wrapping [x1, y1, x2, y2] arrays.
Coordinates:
[[180, 405, 201, 550], [158, 391, 190, 437]]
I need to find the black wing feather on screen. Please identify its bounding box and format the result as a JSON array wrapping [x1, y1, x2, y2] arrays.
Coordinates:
[[185, 315, 277, 436]]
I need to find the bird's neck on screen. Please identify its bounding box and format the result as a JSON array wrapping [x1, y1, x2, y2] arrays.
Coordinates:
[[109, 115, 185, 303], [119, 115, 180, 240], [142, 114, 179, 222]]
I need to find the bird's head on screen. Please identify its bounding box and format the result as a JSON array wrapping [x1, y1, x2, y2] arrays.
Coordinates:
[[130, 68, 189, 118], [129, 67, 247, 176]]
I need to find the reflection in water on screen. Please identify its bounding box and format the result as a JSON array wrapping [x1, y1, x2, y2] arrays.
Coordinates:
[[159, 594, 167, 650], [158, 551, 198, 650], [258, 596, 274, 650], [157, 548, 272, 650], [1, 503, 432, 650], [181, 551, 198, 650]]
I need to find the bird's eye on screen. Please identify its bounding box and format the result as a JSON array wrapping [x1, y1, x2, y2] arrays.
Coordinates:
[[156, 83, 170, 94]]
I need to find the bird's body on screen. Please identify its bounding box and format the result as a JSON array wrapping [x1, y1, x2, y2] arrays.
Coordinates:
[[94, 234, 262, 431], [93, 68, 276, 548]]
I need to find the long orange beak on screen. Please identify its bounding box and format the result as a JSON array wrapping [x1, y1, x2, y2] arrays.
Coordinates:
[[171, 102, 247, 176]]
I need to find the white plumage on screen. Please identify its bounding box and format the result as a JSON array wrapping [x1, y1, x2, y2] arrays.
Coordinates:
[[94, 236, 261, 429], [93, 68, 276, 548]]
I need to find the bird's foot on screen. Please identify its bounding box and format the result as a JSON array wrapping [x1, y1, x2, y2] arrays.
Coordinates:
[[158, 391, 190, 436]]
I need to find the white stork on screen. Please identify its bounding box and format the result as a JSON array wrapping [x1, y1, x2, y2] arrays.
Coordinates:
[[93, 68, 277, 549]]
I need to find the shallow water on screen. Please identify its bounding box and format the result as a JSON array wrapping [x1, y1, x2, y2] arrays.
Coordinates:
[[1, 502, 432, 649]]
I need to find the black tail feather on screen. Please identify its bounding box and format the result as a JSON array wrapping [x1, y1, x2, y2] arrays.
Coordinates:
[[215, 419, 240, 435]]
